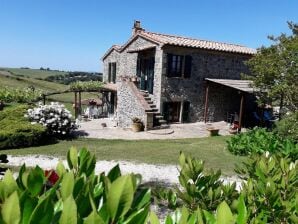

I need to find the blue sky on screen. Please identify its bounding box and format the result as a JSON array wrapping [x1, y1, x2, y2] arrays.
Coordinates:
[[0, 0, 297, 72]]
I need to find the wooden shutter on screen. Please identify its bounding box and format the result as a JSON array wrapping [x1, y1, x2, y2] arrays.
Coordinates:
[[182, 101, 190, 122], [162, 102, 170, 121], [108, 63, 111, 83], [167, 54, 173, 77], [112, 63, 116, 83], [184, 55, 192, 78]]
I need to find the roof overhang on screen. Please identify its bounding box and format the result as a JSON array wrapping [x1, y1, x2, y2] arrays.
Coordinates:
[[102, 45, 121, 60], [127, 45, 156, 53], [205, 78, 255, 93]]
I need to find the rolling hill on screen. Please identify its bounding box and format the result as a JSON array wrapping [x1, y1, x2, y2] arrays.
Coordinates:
[[0, 68, 100, 111]]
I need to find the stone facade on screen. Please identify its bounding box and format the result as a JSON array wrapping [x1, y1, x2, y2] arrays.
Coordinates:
[[117, 79, 147, 128], [103, 50, 120, 82], [161, 46, 252, 122], [102, 26, 254, 127]]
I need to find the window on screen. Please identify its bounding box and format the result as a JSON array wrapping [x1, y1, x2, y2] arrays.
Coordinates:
[[108, 62, 116, 83], [167, 54, 192, 78]]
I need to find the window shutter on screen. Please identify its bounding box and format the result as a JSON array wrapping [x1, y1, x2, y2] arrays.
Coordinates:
[[184, 55, 192, 78], [112, 63, 116, 83], [162, 102, 170, 121], [182, 101, 190, 122], [167, 54, 173, 77], [108, 63, 111, 82]]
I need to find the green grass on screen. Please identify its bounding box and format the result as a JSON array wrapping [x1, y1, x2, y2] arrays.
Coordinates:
[[2, 136, 246, 175]]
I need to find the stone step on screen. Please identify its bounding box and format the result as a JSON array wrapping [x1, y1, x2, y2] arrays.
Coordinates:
[[144, 97, 151, 101], [150, 104, 157, 108], [146, 101, 154, 104], [145, 108, 158, 113], [154, 115, 164, 119], [139, 90, 149, 93], [140, 92, 149, 97], [158, 119, 167, 124], [150, 108, 158, 112], [152, 124, 170, 130]]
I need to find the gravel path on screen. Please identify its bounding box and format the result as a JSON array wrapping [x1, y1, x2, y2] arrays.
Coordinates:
[[7, 155, 242, 188]]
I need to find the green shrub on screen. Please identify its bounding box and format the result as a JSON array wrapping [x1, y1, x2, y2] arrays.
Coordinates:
[[235, 153, 298, 223], [0, 148, 297, 223], [275, 111, 298, 143], [0, 87, 42, 103], [0, 147, 151, 223], [26, 102, 77, 138], [0, 105, 46, 149], [227, 127, 298, 160]]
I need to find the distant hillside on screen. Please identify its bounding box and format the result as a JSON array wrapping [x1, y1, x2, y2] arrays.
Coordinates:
[[0, 67, 102, 85], [0, 68, 100, 105], [45, 71, 102, 85], [1, 67, 67, 79]]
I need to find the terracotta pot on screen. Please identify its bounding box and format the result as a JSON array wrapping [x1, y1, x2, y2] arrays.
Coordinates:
[[132, 123, 144, 132], [207, 128, 219, 137]]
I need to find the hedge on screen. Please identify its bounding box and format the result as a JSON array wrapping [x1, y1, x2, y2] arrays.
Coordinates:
[[0, 104, 47, 149]]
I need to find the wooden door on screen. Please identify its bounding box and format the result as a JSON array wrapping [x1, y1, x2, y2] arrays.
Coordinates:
[[163, 102, 181, 122]]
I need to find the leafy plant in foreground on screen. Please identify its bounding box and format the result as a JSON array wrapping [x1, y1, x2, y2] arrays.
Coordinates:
[[0, 147, 151, 223], [235, 153, 298, 223], [176, 152, 239, 211]]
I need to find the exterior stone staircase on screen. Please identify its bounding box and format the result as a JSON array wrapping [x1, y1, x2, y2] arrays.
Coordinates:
[[139, 90, 170, 129]]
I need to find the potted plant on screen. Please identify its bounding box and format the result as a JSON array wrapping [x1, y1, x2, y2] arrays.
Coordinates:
[[131, 117, 144, 132], [206, 124, 219, 137]]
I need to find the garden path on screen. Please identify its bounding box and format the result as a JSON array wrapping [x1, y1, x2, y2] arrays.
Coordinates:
[[8, 154, 242, 189]]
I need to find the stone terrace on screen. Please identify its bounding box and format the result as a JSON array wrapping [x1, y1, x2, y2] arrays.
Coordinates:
[[77, 118, 234, 140]]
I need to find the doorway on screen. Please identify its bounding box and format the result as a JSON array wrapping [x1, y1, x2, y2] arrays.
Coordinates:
[[137, 57, 155, 94], [163, 102, 181, 122]]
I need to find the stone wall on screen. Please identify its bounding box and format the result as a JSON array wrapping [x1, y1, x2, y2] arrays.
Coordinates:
[[160, 46, 252, 122], [103, 37, 253, 124], [103, 50, 120, 83], [117, 79, 147, 128]]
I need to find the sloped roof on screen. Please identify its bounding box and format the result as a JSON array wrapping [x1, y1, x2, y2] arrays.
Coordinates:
[[102, 27, 256, 60], [102, 45, 121, 60], [205, 78, 255, 93], [139, 31, 256, 55]]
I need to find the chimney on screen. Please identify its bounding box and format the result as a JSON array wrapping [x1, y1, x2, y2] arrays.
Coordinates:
[[132, 20, 144, 35]]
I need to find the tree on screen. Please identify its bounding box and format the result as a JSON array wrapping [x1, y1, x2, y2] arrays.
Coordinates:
[[246, 22, 298, 117]]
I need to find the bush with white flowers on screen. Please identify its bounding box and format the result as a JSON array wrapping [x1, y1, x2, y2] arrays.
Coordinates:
[[26, 102, 78, 137]]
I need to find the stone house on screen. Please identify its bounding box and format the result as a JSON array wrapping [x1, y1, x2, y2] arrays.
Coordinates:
[[102, 21, 256, 130]]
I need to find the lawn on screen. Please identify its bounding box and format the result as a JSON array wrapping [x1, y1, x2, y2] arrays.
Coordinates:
[[2, 136, 246, 175]]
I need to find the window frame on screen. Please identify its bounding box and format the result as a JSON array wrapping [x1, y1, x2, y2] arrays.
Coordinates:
[[108, 62, 117, 83], [167, 54, 192, 78]]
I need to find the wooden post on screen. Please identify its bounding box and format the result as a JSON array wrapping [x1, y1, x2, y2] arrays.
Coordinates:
[[78, 91, 82, 116], [43, 94, 46, 105], [238, 93, 244, 132], [74, 92, 77, 118], [204, 82, 209, 123]]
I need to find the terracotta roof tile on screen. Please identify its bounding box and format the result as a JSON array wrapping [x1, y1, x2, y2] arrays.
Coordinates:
[[103, 29, 256, 59], [139, 31, 256, 55]]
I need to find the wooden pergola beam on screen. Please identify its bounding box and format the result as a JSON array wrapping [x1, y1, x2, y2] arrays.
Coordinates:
[[238, 93, 245, 132], [74, 92, 78, 118]]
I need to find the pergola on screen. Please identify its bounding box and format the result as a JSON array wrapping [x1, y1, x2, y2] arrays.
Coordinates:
[[204, 78, 255, 132], [42, 83, 117, 118]]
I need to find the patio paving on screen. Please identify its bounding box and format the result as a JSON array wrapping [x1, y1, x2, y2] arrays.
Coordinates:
[[77, 118, 233, 140]]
